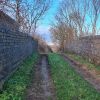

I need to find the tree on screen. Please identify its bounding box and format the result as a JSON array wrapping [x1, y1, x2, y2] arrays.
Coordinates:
[[50, 19, 75, 51], [50, 0, 99, 51], [26, 0, 51, 33], [91, 0, 100, 35], [0, 0, 51, 33]]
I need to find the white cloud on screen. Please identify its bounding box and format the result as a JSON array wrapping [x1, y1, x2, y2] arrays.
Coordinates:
[[36, 25, 50, 35], [36, 25, 52, 43], [47, 42, 54, 45]]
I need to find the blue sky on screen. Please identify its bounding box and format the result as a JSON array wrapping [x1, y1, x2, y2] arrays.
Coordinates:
[[36, 0, 100, 44], [39, 0, 60, 26], [36, 0, 61, 45], [1, 0, 100, 44], [0, 0, 60, 45]]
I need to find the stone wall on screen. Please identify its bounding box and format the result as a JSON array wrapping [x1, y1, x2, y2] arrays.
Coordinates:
[[0, 10, 19, 32], [66, 36, 100, 64], [0, 11, 38, 88]]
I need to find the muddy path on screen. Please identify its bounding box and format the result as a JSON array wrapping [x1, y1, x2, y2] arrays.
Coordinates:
[[26, 54, 56, 100], [61, 54, 100, 92]]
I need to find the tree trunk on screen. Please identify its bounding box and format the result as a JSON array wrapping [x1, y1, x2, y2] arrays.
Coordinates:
[[16, 0, 20, 25]]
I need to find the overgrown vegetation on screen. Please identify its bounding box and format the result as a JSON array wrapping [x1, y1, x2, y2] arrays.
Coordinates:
[[66, 52, 100, 70], [48, 53, 100, 100], [0, 53, 39, 100], [50, 0, 100, 51]]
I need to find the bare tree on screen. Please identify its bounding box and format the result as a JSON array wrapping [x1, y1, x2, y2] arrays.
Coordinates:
[[0, 0, 51, 33], [26, 0, 51, 33], [0, 0, 23, 27], [50, 19, 75, 51], [50, 0, 93, 51], [90, 0, 100, 35]]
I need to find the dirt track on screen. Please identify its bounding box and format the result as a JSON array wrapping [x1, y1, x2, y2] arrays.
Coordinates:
[[26, 54, 56, 100], [62, 54, 100, 92]]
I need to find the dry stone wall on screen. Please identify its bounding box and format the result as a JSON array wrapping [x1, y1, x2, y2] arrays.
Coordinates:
[[66, 36, 100, 64], [0, 11, 38, 88]]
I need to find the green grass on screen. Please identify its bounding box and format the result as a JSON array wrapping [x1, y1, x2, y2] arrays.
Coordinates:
[[48, 53, 100, 100], [66, 53, 100, 70], [0, 53, 39, 100]]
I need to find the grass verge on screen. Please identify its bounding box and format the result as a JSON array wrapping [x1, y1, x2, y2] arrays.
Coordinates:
[[0, 53, 39, 100], [48, 53, 100, 100], [66, 53, 100, 70]]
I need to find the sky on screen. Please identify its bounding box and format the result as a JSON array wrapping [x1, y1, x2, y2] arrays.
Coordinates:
[[36, 0, 61, 45], [2, 0, 99, 45], [0, 0, 60, 45], [36, 0, 100, 45]]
